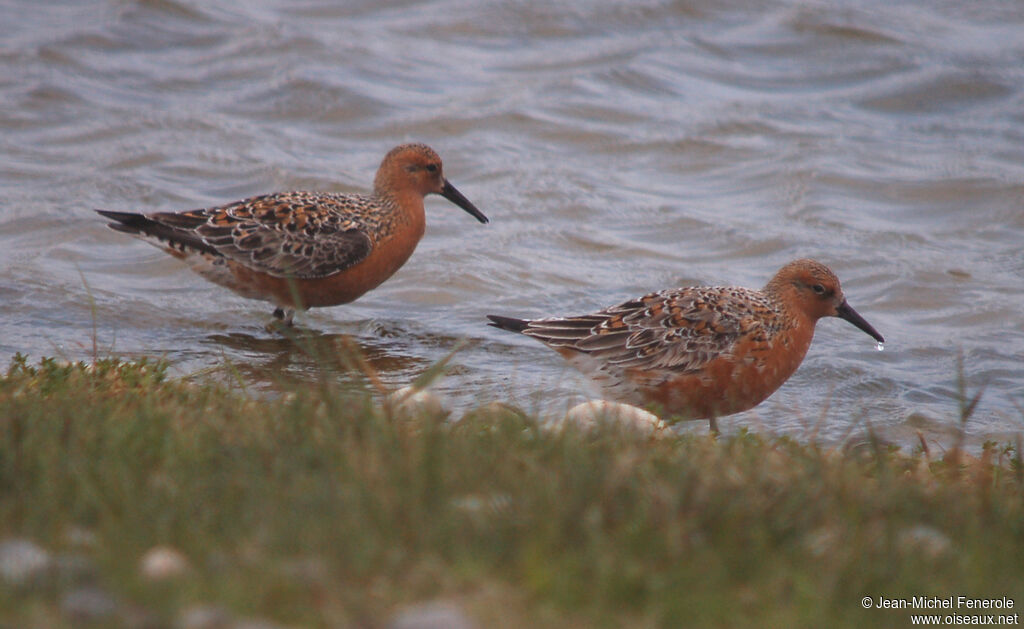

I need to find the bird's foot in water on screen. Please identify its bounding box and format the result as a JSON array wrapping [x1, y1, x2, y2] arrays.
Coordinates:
[[266, 307, 295, 332]]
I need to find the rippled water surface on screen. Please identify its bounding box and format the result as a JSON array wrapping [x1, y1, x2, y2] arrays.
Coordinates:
[[2, 0, 1023, 447]]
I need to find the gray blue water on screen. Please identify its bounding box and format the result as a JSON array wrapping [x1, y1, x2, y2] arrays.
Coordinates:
[[2, 0, 1023, 448]]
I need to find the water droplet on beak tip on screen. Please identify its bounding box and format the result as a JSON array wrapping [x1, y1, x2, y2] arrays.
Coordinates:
[[875, 341, 885, 352]]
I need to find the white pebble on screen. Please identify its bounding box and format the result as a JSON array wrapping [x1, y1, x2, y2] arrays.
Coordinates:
[[0, 538, 51, 585], [177, 604, 232, 629], [558, 400, 666, 435], [140, 545, 190, 580], [897, 524, 953, 559], [388, 601, 478, 629], [387, 386, 448, 419]]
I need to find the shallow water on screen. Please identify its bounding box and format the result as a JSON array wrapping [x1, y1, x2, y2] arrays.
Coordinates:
[[2, 0, 1022, 448]]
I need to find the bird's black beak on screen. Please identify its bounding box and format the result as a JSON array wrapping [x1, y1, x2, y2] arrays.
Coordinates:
[[836, 300, 884, 343], [440, 179, 488, 224]]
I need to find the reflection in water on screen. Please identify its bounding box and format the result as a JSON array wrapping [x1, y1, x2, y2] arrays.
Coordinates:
[[199, 330, 427, 392], [197, 326, 477, 399]]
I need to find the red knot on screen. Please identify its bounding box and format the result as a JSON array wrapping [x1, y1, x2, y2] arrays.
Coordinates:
[[488, 259, 884, 433], [98, 143, 487, 326]]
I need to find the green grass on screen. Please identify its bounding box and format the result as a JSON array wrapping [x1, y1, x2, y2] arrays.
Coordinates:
[[1, 354, 1022, 628]]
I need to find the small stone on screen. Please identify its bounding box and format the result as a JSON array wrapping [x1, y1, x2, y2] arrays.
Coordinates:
[[0, 538, 51, 585], [802, 526, 841, 558], [558, 400, 666, 435], [387, 601, 478, 629], [279, 556, 328, 585], [388, 386, 448, 420], [231, 618, 285, 629], [177, 604, 233, 629], [897, 524, 953, 560], [60, 586, 118, 623], [63, 525, 98, 550], [451, 493, 513, 518], [140, 545, 190, 580]]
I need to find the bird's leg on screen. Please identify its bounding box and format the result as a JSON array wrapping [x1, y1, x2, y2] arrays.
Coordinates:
[[268, 307, 295, 331], [708, 415, 720, 436]]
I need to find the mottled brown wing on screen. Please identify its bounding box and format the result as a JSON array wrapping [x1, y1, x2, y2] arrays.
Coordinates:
[[524, 287, 774, 375], [151, 193, 375, 278]]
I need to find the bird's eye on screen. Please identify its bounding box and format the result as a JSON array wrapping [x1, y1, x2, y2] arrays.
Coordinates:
[[425, 164, 439, 174], [812, 284, 826, 295]]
